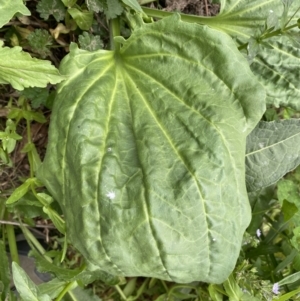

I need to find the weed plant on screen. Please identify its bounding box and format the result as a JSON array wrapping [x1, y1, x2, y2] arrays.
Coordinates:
[[1, 0, 300, 300]]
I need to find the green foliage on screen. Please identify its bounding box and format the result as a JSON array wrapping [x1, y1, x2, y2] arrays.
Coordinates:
[[38, 14, 265, 284], [78, 32, 104, 51], [68, 8, 93, 30], [1, 0, 300, 300], [85, 0, 104, 13], [0, 41, 64, 90], [246, 119, 300, 192], [121, 0, 142, 12], [27, 29, 53, 58], [12, 262, 52, 301], [0, 0, 30, 28], [106, 0, 123, 18], [37, 0, 67, 22], [20, 87, 50, 109]]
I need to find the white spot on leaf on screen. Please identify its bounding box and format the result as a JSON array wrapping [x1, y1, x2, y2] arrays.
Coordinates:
[[106, 191, 115, 200]]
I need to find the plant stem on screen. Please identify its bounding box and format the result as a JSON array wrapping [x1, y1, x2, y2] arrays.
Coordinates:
[[20, 223, 52, 263], [55, 281, 77, 301], [142, 7, 216, 24], [25, 116, 34, 178], [109, 18, 121, 51], [114, 285, 128, 300], [5, 211, 19, 265], [161, 280, 169, 293], [238, 23, 299, 50]]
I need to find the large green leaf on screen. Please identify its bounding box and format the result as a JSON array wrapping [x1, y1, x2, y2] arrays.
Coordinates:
[[246, 119, 300, 192], [250, 35, 300, 110], [0, 0, 30, 28], [0, 41, 64, 90], [38, 15, 265, 284]]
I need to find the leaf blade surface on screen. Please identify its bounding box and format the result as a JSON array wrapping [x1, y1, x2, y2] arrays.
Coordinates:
[[0, 0, 30, 28], [38, 15, 265, 283], [246, 119, 300, 192], [0, 41, 64, 90]]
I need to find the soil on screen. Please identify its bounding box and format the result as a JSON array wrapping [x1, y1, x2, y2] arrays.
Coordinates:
[[164, 0, 220, 16]]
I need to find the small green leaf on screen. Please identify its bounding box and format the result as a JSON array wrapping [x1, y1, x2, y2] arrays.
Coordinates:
[[277, 180, 300, 204], [6, 179, 32, 204], [22, 143, 42, 172], [27, 29, 53, 58], [43, 206, 66, 234], [0, 0, 30, 28], [278, 271, 300, 286], [68, 8, 93, 30], [276, 287, 300, 301], [208, 284, 223, 301], [282, 199, 298, 222], [281, 0, 294, 28], [20, 87, 50, 109], [0, 147, 10, 165], [105, 0, 123, 19], [30, 249, 82, 281], [5, 137, 17, 153], [78, 32, 104, 51], [68, 286, 102, 301], [37, 193, 54, 206], [37, 0, 66, 22], [12, 262, 46, 301], [0, 41, 64, 90], [22, 110, 47, 123], [86, 0, 104, 13], [11, 192, 46, 219], [38, 278, 66, 299], [123, 278, 136, 297], [223, 274, 243, 301]]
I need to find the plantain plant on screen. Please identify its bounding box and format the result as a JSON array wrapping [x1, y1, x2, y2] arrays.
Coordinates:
[[1, 0, 300, 300]]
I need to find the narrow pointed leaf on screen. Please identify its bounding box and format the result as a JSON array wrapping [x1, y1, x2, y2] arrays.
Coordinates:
[[12, 262, 45, 301], [38, 15, 265, 283], [246, 119, 300, 192], [0, 0, 30, 28], [0, 41, 64, 90]]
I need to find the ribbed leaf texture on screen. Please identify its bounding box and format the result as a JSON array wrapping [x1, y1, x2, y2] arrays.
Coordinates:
[[38, 15, 265, 283], [246, 119, 300, 192]]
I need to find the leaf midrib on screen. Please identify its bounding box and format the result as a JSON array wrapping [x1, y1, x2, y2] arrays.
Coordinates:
[[246, 130, 300, 156]]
